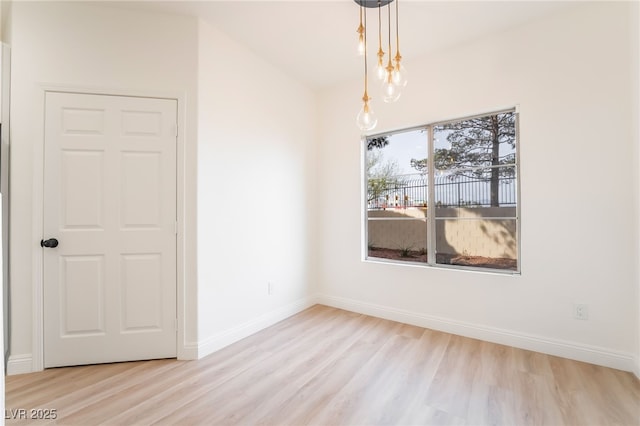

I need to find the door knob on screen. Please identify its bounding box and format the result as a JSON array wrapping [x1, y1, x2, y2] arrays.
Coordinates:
[[41, 238, 59, 248]]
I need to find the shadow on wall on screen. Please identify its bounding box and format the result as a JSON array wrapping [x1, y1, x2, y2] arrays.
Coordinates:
[[478, 219, 517, 258], [368, 207, 517, 259], [436, 207, 517, 259]]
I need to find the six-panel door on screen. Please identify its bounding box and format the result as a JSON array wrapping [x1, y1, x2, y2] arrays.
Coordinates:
[[43, 92, 177, 368]]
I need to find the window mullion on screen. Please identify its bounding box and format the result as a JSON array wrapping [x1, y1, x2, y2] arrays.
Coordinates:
[[427, 125, 436, 265]]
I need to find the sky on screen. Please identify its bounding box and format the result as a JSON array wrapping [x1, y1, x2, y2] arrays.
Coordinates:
[[373, 127, 451, 176]]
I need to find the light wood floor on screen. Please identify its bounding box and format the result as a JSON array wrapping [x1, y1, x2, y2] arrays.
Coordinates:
[[5, 305, 640, 425]]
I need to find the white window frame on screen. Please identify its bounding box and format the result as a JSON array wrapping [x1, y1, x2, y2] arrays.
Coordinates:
[[363, 108, 521, 274]]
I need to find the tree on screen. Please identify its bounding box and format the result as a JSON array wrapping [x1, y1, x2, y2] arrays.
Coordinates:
[[409, 157, 427, 175], [366, 136, 400, 204], [411, 112, 516, 206], [367, 136, 389, 151]]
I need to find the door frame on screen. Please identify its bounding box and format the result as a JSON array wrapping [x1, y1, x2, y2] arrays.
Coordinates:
[[32, 85, 188, 371]]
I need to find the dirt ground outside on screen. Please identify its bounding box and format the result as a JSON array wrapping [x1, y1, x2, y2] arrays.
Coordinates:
[[368, 247, 517, 271]]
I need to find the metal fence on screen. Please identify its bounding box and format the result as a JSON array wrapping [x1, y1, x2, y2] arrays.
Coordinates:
[[367, 173, 517, 209]]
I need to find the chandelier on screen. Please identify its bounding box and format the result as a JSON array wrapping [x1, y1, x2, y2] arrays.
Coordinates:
[[355, 0, 407, 132]]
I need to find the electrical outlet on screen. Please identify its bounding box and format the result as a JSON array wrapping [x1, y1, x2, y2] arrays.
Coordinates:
[[574, 304, 588, 320]]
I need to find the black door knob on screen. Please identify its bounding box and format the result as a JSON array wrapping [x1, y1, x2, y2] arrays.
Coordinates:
[[41, 238, 59, 248]]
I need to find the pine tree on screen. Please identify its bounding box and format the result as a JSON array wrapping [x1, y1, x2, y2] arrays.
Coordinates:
[[411, 112, 516, 206]]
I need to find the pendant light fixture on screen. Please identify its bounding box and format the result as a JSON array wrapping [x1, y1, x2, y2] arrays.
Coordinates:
[[354, 0, 407, 131]]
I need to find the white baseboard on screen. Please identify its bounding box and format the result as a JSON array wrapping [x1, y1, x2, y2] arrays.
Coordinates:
[[196, 296, 317, 360], [5, 298, 317, 371], [6, 354, 33, 376], [178, 342, 199, 361], [317, 294, 637, 373]]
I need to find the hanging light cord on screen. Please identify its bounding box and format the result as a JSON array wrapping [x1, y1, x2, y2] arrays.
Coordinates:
[[378, 2, 383, 54], [395, 0, 402, 63], [357, 3, 365, 56], [363, 5, 369, 100], [386, 0, 393, 77]]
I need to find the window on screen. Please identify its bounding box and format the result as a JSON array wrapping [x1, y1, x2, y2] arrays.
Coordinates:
[[364, 110, 519, 273]]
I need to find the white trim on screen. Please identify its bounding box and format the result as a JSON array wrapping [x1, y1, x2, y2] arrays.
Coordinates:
[[197, 296, 317, 359], [360, 136, 367, 262], [317, 294, 636, 373], [7, 354, 33, 376], [174, 89, 189, 362], [32, 84, 189, 372], [180, 341, 199, 361], [31, 87, 46, 372]]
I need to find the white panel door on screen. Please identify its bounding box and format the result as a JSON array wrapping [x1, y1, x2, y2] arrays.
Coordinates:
[[43, 92, 177, 368]]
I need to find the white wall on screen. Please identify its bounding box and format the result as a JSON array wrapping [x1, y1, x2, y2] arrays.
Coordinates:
[[196, 20, 317, 356], [317, 2, 639, 372], [1, 2, 9, 417], [6, 2, 199, 372], [632, 0, 640, 377]]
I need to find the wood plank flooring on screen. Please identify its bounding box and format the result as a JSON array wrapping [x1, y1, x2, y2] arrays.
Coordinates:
[[5, 305, 640, 425]]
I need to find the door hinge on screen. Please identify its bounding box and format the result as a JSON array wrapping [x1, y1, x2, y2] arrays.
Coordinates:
[[174, 221, 178, 235], [175, 318, 178, 333]]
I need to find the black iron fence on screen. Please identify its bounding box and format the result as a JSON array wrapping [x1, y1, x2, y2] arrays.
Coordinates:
[[368, 173, 517, 209]]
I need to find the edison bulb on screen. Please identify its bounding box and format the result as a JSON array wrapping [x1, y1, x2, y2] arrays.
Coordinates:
[[376, 49, 386, 80], [376, 61, 386, 80], [356, 103, 378, 131], [392, 63, 408, 88], [357, 35, 365, 56], [381, 77, 401, 103]]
